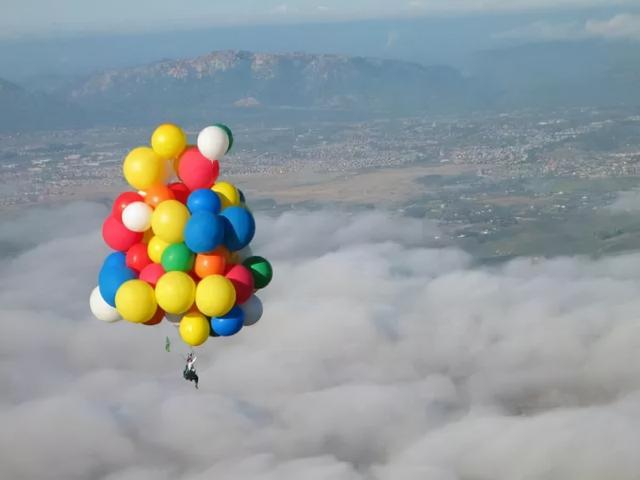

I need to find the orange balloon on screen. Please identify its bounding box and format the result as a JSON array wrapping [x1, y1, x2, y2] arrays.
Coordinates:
[[145, 184, 175, 208], [142, 229, 154, 244], [194, 248, 227, 278]]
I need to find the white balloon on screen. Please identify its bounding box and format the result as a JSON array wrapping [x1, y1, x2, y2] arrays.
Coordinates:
[[89, 287, 121, 322], [197, 126, 229, 161], [240, 295, 263, 326], [165, 313, 182, 326], [122, 201, 152, 232]]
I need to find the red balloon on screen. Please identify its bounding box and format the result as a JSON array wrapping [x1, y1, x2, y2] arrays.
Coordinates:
[[126, 243, 152, 272], [139, 263, 165, 287], [187, 270, 200, 283], [144, 307, 164, 326], [102, 215, 143, 252], [225, 264, 254, 304], [168, 182, 191, 204], [178, 147, 219, 191], [112, 191, 144, 222]]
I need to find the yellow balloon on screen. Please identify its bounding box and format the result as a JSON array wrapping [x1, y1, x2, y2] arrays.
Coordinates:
[[155, 271, 196, 314], [211, 181, 240, 210], [196, 274, 236, 317], [179, 312, 210, 347], [115, 280, 157, 323], [151, 200, 190, 243], [151, 123, 187, 160], [172, 156, 181, 175], [123, 147, 166, 190], [147, 235, 170, 263]]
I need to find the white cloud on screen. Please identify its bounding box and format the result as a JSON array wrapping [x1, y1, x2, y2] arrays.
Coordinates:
[[274, 4, 290, 14], [496, 13, 640, 41], [495, 20, 589, 41], [586, 13, 640, 40], [4, 203, 640, 478], [408, 0, 427, 9], [385, 31, 400, 49]]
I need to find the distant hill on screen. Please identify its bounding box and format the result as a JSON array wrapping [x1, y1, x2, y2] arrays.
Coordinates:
[[63, 50, 474, 124], [0, 77, 85, 133], [470, 40, 640, 109]]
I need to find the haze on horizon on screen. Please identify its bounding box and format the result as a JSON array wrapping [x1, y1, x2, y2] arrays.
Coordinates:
[[2, 0, 636, 39], [1, 0, 639, 81]]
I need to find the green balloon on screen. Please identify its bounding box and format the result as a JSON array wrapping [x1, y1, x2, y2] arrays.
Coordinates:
[[215, 123, 233, 153], [161, 243, 195, 272], [242, 256, 273, 289]]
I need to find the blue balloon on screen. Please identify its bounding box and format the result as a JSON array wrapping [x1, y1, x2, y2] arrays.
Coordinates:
[[209, 323, 219, 337], [220, 206, 255, 251], [101, 252, 126, 270], [98, 265, 136, 307], [187, 188, 221, 215], [184, 211, 224, 253], [211, 306, 244, 336]]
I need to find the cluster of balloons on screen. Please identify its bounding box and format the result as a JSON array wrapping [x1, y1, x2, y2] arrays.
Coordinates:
[[89, 123, 273, 347]]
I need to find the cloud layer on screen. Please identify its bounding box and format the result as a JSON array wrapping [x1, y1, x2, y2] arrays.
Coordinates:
[[497, 13, 640, 41], [3, 203, 640, 479]]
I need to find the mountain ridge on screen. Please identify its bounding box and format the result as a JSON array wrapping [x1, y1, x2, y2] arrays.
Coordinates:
[[62, 49, 472, 123], [2, 42, 639, 133]]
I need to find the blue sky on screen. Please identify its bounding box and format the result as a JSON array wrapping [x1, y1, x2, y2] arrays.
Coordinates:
[[2, 0, 637, 39]]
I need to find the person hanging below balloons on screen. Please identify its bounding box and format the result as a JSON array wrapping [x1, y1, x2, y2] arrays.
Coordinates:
[[186, 351, 197, 370], [183, 352, 199, 389]]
